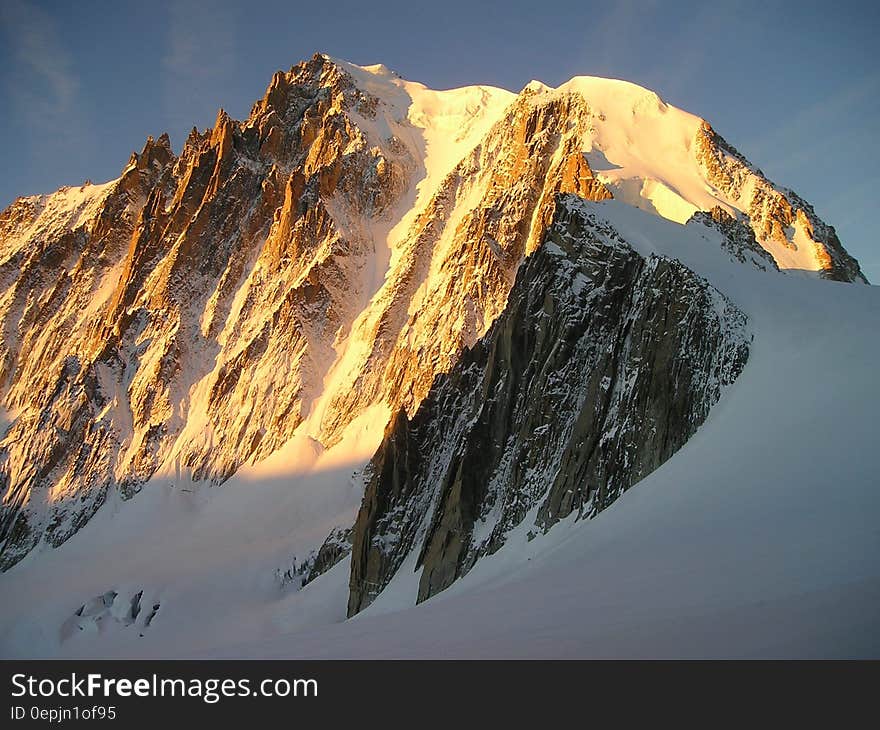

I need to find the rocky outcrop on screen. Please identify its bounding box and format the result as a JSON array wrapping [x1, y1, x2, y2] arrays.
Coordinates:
[[60, 586, 161, 642], [303, 527, 353, 586], [687, 206, 778, 271], [275, 526, 353, 589], [348, 195, 750, 615]]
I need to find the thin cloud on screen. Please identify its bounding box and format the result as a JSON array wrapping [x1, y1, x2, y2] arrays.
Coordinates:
[[0, 0, 89, 165], [162, 0, 239, 136], [578, 1, 654, 77], [563, 1, 733, 98], [750, 73, 879, 152], [645, 2, 743, 100]]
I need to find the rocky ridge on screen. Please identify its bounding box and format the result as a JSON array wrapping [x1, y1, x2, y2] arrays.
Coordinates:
[[693, 121, 864, 282]]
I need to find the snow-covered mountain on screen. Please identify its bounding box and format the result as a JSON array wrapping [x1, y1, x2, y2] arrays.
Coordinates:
[[0, 55, 876, 658]]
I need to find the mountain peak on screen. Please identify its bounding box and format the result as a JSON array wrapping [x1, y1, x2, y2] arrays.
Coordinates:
[[326, 55, 400, 80]]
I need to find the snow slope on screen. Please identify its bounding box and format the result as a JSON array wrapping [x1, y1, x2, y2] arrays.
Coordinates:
[[0, 202, 876, 659], [215, 204, 880, 658], [545, 76, 712, 223]]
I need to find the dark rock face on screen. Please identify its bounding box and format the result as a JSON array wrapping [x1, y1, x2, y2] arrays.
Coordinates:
[[303, 526, 353, 586], [275, 526, 353, 589], [348, 195, 751, 616]]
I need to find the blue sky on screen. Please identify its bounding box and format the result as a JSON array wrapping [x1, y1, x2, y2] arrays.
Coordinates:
[[1, 0, 877, 280]]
